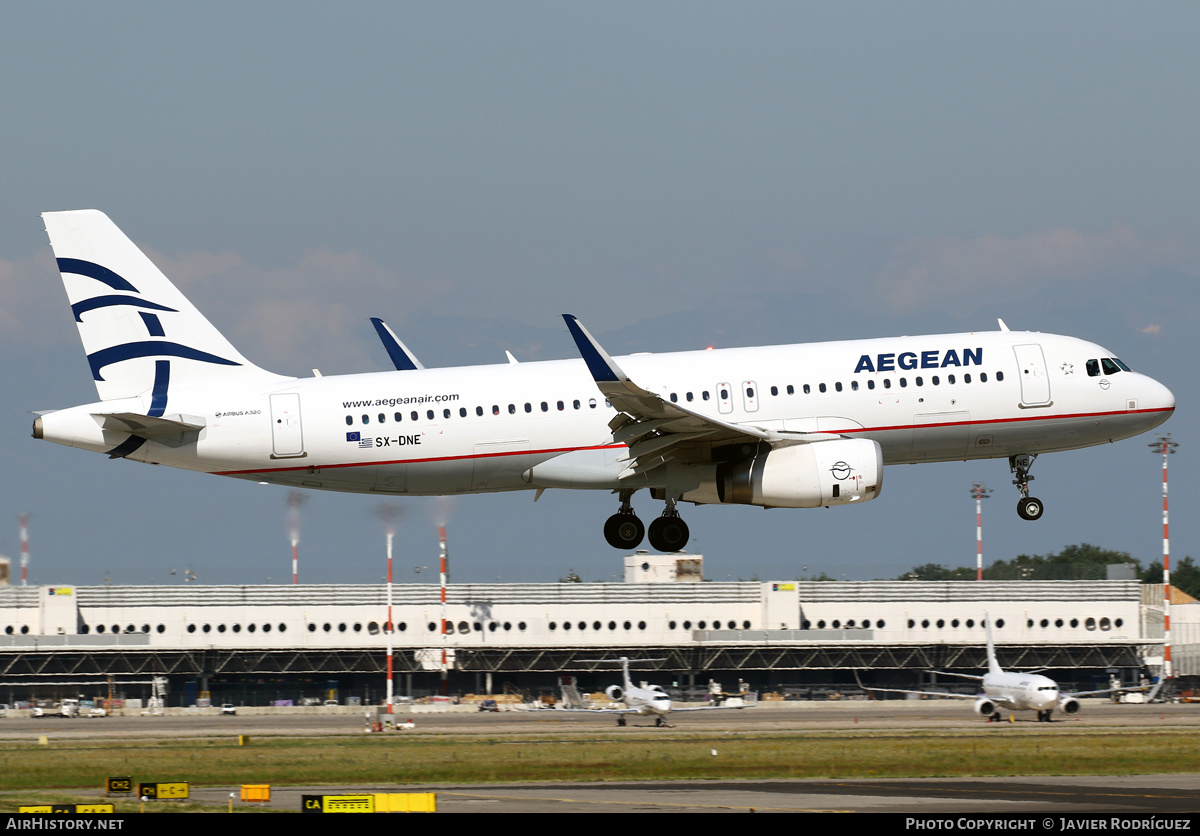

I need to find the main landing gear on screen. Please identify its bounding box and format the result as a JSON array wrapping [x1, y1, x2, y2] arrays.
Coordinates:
[[603, 493, 645, 550], [602, 492, 691, 552], [1009, 454, 1044, 521]]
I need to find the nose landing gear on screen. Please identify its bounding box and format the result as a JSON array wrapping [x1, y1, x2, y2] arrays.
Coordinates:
[[1010, 454, 1044, 521]]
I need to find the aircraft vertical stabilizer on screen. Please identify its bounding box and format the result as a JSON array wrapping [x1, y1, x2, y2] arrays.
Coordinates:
[[42, 210, 286, 403], [984, 611, 1003, 676]]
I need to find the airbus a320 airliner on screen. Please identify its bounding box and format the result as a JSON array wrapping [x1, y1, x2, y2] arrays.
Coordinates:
[[33, 211, 1175, 552]]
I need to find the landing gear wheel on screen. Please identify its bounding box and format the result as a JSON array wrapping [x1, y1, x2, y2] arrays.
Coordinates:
[[617, 716, 626, 727], [655, 716, 665, 727], [648, 515, 690, 552], [1017, 497, 1044, 521], [604, 513, 645, 549]]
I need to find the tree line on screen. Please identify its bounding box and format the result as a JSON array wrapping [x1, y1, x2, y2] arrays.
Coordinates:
[[898, 543, 1200, 599]]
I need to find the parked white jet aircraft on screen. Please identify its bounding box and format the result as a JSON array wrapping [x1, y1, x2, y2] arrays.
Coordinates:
[[523, 657, 752, 726], [34, 211, 1175, 551], [862, 613, 1146, 722]]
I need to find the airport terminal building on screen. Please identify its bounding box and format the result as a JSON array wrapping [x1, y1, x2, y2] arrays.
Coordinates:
[[0, 554, 1193, 706]]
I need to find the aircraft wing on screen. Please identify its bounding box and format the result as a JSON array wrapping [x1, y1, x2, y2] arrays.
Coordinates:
[[370, 318, 425, 371], [862, 685, 981, 701], [1066, 684, 1151, 699], [562, 315, 832, 480], [668, 704, 751, 712], [928, 670, 984, 681], [517, 706, 640, 715]]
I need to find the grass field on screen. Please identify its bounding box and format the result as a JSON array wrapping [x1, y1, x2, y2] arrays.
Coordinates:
[[2, 725, 1197, 811]]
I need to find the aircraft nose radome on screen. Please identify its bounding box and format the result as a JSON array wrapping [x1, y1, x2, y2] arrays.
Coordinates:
[[1160, 380, 1176, 413], [1145, 375, 1176, 414]]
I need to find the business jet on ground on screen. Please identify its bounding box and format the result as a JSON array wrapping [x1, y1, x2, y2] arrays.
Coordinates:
[[522, 656, 753, 727], [34, 211, 1175, 551], [861, 614, 1148, 722]]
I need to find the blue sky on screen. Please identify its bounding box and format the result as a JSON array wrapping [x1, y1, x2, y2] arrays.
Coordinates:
[[0, 3, 1196, 585]]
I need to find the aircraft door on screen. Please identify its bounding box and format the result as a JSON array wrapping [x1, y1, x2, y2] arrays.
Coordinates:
[[1013, 344, 1051, 406], [269, 393, 305, 458], [716, 382, 733, 415], [741, 381, 759, 413]]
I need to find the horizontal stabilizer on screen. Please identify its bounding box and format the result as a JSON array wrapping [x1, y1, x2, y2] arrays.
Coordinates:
[[96, 412, 206, 438]]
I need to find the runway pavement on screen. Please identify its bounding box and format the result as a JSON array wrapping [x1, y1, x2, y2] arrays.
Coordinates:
[[2, 701, 1198, 814], [0, 698, 1194, 738]]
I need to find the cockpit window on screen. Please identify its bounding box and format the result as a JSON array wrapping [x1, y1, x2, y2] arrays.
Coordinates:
[[1088, 358, 1130, 376]]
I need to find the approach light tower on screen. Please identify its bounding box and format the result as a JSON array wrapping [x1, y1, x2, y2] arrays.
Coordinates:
[[970, 483, 993, 581], [1149, 434, 1178, 680]]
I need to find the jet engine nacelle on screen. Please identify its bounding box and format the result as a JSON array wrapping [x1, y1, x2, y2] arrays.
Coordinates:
[[973, 698, 997, 717], [1058, 696, 1080, 716], [712, 438, 883, 508], [605, 685, 624, 702]]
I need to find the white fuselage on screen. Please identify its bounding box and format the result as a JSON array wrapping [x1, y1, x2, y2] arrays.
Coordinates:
[[622, 685, 673, 717], [37, 329, 1174, 498], [982, 670, 1060, 713]]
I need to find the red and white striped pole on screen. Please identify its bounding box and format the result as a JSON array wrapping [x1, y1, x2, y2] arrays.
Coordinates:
[[385, 528, 394, 715], [18, 513, 29, 587], [1151, 435, 1178, 680], [439, 526, 448, 697], [970, 484, 992, 581]]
